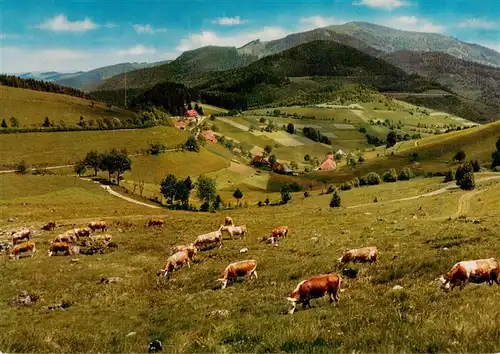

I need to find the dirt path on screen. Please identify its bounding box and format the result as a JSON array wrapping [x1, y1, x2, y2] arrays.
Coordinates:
[[347, 175, 500, 210], [99, 185, 160, 209]]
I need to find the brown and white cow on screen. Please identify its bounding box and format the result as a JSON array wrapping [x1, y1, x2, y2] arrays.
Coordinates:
[[88, 221, 107, 232], [10, 241, 36, 259], [439, 258, 500, 292], [11, 228, 35, 245], [271, 226, 289, 240], [194, 230, 223, 250], [170, 244, 197, 259], [158, 249, 193, 278], [219, 225, 247, 240], [74, 228, 91, 237], [218, 260, 257, 289], [146, 218, 165, 228], [54, 232, 78, 244], [48, 242, 72, 257], [286, 273, 342, 314], [224, 216, 234, 226], [338, 246, 378, 265], [41, 221, 56, 231]]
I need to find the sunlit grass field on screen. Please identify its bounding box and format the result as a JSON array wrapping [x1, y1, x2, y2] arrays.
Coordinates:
[[1, 173, 500, 352]]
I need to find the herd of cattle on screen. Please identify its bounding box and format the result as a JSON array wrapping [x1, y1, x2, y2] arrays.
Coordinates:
[[2, 215, 500, 314]]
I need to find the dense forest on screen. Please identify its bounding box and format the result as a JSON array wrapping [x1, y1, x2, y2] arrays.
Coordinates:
[[129, 82, 194, 116], [0, 75, 92, 100]]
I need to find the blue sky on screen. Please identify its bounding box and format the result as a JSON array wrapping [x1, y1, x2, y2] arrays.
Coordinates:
[[1, 0, 499, 73]]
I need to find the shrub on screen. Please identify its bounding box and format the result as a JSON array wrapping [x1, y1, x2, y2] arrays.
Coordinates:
[[410, 152, 420, 162], [329, 191, 341, 208], [326, 185, 335, 194], [340, 182, 353, 191], [352, 177, 360, 188], [455, 163, 473, 186], [265, 198, 270, 206], [360, 172, 381, 186], [443, 170, 455, 182], [16, 160, 28, 175], [148, 142, 166, 155], [383, 168, 398, 182], [453, 150, 466, 162], [200, 202, 210, 212], [458, 172, 475, 190], [303, 191, 310, 198], [359, 127, 367, 134], [373, 196, 378, 203], [280, 185, 291, 204], [258, 201, 263, 207], [398, 168, 415, 181], [185, 136, 199, 152]]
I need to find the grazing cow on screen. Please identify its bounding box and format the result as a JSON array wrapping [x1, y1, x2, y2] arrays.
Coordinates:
[[11, 228, 34, 245], [10, 241, 36, 259], [88, 221, 107, 232], [146, 218, 165, 228], [258, 235, 279, 245], [286, 273, 342, 314], [89, 234, 112, 243], [439, 258, 500, 292], [170, 244, 197, 259], [219, 225, 247, 240], [158, 250, 192, 278], [224, 216, 234, 226], [218, 260, 257, 289], [41, 221, 56, 231], [54, 232, 78, 244], [194, 230, 223, 250], [48, 242, 72, 257], [74, 228, 90, 237], [338, 246, 379, 265], [271, 226, 289, 241]]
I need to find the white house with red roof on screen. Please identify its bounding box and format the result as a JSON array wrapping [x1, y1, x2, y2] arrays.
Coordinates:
[[317, 153, 337, 171]]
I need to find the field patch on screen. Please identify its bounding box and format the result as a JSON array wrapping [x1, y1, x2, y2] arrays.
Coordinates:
[[333, 123, 356, 130], [273, 136, 305, 147], [227, 162, 255, 177]]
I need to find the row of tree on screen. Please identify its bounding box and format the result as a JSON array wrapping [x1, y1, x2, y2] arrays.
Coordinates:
[[75, 150, 131, 185]]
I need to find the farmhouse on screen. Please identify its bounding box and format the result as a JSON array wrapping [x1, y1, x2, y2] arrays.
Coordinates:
[[317, 154, 337, 171], [251, 155, 270, 168], [184, 109, 200, 121], [200, 129, 218, 144], [273, 162, 294, 175]]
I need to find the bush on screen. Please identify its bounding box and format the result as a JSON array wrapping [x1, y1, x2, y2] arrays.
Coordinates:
[[329, 191, 341, 208], [458, 172, 475, 190], [340, 182, 353, 191], [443, 170, 455, 182], [398, 168, 415, 181], [326, 185, 335, 194], [453, 150, 466, 162], [265, 198, 270, 206], [383, 168, 398, 183], [258, 201, 263, 207], [199, 202, 210, 212], [280, 185, 291, 204], [16, 160, 28, 175], [303, 191, 310, 198], [360, 172, 381, 186], [148, 142, 166, 155], [352, 177, 360, 188], [359, 127, 367, 134], [184, 136, 199, 152], [455, 163, 473, 186]]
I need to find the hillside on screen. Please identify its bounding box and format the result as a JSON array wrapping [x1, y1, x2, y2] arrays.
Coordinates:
[[194, 41, 446, 109], [326, 22, 500, 68], [94, 47, 257, 92], [383, 51, 500, 106]]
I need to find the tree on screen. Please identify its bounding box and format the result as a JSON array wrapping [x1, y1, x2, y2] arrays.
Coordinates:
[[9, 117, 19, 128], [347, 155, 357, 169], [444, 170, 455, 183], [213, 194, 223, 210], [492, 137, 500, 169], [386, 131, 397, 148], [148, 143, 166, 155], [16, 160, 28, 175], [360, 172, 381, 186], [175, 180, 190, 206], [263, 145, 273, 157], [335, 151, 343, 162], [383, 168, 398, 182], [304, 154, 311, 162], [83, 151, 103, 176], [398, 168, 414, 181], [77, 116, 86, 127], [286, 123, 295, 134], [456, 163, 474, 190], [185, 136, 199, 152], [196, 175, 217, 204], [184, 176, 194, 191], [265, 198, 270, 206], [329, 190, 341, 208], [42, 117, 51, 127], [268, 154, 277, 165], [74, 160, 87, 176], [453, 150, 466, 162], [100, 149, 131, 185], [160, 174, 178, 203], [280, 184, 291, 204], [232, 188, 243, 206], [1, 119, 7, 128]]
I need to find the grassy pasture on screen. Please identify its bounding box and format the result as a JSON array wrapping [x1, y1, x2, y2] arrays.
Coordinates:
[[0, 126, 187, 169], [0, 85, 136, 128], [2, 174, 500, 352]]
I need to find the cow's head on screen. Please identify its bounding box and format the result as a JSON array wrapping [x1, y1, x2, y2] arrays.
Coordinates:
[[436, 275, 450, 291]]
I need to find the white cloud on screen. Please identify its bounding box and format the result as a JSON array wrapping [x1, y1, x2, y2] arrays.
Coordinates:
[[387, 16, 445, 33], [36, 14, 98, 32], [354, 0, 409, 11], [298, 16, 346, 31], [212, 16, 248, 26], [176, 27, 288, 52], [132, 24, 167, 34], [458, 18, 497, 29], [117, 45, 156, 56]]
